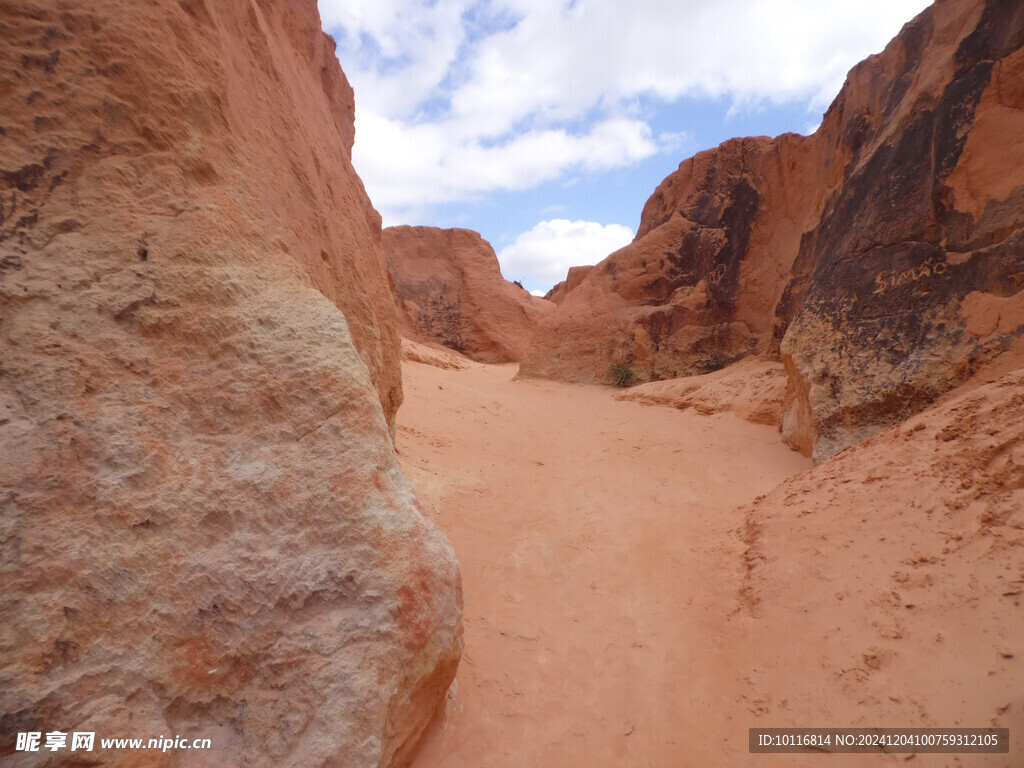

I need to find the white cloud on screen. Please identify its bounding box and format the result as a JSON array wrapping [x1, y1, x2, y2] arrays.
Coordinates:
[[317, 0, 467, 118], [318, 0, 932, 220], [497, 219, 634, 289], [353, 113, 659, 222]]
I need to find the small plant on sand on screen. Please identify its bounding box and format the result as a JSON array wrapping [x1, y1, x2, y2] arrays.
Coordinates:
[[610, 362, 636, 388]]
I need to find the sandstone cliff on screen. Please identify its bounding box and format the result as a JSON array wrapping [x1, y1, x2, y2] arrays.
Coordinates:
[[520, 132, 829, 384], [543, 265, 594, 304], [522, 0, 1024, 461], [383, 226, 550, 364], [779, 0, 1024, 459], [1, 2, 460, 766]]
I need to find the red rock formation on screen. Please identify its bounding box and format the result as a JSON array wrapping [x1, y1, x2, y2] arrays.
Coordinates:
[[729, 357, 1024, 738], [384, 226, 551, 363], [0, 2, 460, 766], [520, 132, 830, 385], [614, 357, 787, 426], [778, 0, 1024, 460], [401, 338, 475, 371], [523, 0, 1024, 461], [544, 265, 594, 304]]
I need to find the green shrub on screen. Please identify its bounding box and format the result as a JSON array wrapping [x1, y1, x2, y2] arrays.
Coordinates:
[[609, 362, 636, 388]]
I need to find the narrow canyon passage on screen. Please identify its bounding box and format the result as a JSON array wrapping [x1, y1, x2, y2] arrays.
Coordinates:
[[396, 358, 812, 767]]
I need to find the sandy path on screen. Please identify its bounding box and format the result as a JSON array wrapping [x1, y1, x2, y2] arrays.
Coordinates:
[[397, 359, 812, 767]]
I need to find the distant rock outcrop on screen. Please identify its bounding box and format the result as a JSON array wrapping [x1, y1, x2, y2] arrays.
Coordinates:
[[544, 265, 595, 304], [384, 226, 551, 363], [0, 2, 460, 766], [520, 132, 829, 384], [522, 0, 1024, 461]]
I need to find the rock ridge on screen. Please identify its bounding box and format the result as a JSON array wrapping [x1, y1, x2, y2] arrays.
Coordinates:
[[384, 226, 550, 363]]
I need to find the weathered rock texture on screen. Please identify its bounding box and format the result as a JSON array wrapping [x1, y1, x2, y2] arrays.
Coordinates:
[[401, 338, 475, 372], [779, 0, 1024, 460], [0, 2, 460, 767], [523, 0, 1024, 460], [383, 226, 550, 363], [520, 132, 830, 385], [543, 265, 594, 304]]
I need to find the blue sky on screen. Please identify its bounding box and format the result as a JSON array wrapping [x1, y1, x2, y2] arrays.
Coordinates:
[[317, 0, 932, 294]]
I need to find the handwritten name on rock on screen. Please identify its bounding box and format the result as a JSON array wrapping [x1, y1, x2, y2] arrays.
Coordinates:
[[873, 258, 948, 294]]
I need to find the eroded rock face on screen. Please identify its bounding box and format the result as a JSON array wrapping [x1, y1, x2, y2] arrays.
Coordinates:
[[0, 2, 460, 766], [384, 226, 550, 363], [543, 265, 594, 304], [524, 0, 1024, 460], [779, 0, 1024, 460], [520, 131, 831, 385]]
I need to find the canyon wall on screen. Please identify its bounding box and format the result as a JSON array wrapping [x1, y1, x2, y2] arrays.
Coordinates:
[[522, 0, 1024, 460], [384, 226, 550, 363], [779, 0, 1024, 459], [521, 133, 831, 384], [0, 1, 460, 766], [543, 265, 594, 304]]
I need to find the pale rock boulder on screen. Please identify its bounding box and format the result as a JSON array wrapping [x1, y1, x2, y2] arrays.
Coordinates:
[[0, 1, 461, 766]]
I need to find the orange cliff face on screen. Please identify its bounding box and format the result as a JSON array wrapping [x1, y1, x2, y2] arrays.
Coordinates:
[[383, 226, 552, 363], [522, 0, 1024, 461], [0, 2, 460, 767], [521, 132, 830, 385]]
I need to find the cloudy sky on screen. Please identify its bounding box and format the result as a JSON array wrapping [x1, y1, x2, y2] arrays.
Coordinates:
[[317, 0, 932, 294]]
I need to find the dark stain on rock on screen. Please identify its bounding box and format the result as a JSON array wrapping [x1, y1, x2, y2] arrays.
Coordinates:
[[932, 61, 993, 184], [956, 0, 1024, 66], [20, 49, 60, 74], [0, 255, 24, 278], [774, 4, 1024, 456], [3, 163, 46, 193]]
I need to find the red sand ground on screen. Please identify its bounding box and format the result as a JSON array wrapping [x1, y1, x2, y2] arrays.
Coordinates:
[[398, 352, 1022, 768], [398, 359, 811, 767]]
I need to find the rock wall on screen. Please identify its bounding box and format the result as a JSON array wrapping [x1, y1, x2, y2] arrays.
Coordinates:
[[522, 0, 1024, 460], [520, 132, 831, 385], [779, 0, 1024, 460], [543, 265, 594, 304], [384, 226, 550, 363], [0, 1, 460, 766]]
